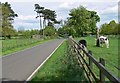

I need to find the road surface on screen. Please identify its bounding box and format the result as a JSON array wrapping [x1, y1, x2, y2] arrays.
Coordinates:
[[1, 39, 64, 81]]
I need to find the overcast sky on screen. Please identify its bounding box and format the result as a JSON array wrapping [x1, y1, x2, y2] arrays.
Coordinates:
[[1, 0, 119, 30]]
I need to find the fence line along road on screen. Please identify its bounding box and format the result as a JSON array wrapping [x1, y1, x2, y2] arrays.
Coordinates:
[[2, 39, 64, 81]]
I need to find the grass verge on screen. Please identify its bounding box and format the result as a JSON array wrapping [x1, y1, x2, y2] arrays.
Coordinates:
[[31, 40, 86, 81], [1, 39, 52, 56]]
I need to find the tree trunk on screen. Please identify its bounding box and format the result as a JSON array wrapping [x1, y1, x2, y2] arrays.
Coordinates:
[[96, 28, 100, 47], [3, 35, 6, 40], [43, 19, 46, 38], [6, 35, 11, 39], [39, 14, 42, 34]]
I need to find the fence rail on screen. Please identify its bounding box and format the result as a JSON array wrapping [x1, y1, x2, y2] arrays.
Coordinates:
[[68, 38, 120, 83]]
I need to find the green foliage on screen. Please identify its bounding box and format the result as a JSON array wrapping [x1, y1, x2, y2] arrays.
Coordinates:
[[67, 6, 100, 37], [34, 4, 60, 39], [34, 4, 58, 36], [58, 25, 76, 37], [57, 28, 65, 37], [58, 6, 100, 37], [44, 26, 57, 37], [2, 38, 51, 56], [30, 30, 39, 35], [34, 4, 44, 32], [32, 41, 85, 81], [100, 23, 112, 35], [113, 24, 120, 35], [42, 8, 57, 24], [18, 30, 39, 38], [88, 11, 100, 35], [1, 2, 18, 39], [100, 20, 119, 35]]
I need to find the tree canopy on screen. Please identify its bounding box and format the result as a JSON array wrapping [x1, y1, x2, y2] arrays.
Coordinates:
[[0, 2, 18, 39], [58, 6, 100, 37], [34, 4, 59, 38], [100, 20, 119, 35]]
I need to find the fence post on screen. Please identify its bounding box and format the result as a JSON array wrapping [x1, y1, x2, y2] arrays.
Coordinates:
[[99, 58, 105, 82], [88, 50, 93, 76]]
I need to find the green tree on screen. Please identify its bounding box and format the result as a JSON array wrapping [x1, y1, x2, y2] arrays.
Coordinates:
[[113, 24, 120, 35], [30, 30, 39, 35], [68, 6, 100, 37], [100, 23, 110, 35], [109, 20, 117, 34], [88, 11, 100, 35], [34, 4, 44, 33], [42, 9, 57, 27], [1, 2, 18, 39], [100, 20, 118, 35], [58, 28, 64, 37], [34, 4, 58, 38], [18, 29, 40, 39], [44, 26, 56, 37]]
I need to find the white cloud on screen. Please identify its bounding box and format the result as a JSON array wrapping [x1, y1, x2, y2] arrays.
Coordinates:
[[14, 15, 39, 24], [13, 15, 40, 30], [59, 2, 69, 8], [14, 22, 39, 30], [101, 4, 118, 14], [59, 2, 75, 9], [17, 15, 35, 20]]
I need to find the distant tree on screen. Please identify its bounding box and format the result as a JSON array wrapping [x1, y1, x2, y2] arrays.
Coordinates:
[[113, 24, 120, 35], [100, 20, 118, 35], [108, 20, 117, 34], [34, 4, 59, 38], [57, 24, 76, 38], [58, 28, 64, 37], [18, 29, 40, 38], [100, 23, 111, 35], [44, 26, 56, 37], [42, 9, 57, 27], [30, 30, 39, 35], [1, 2, 18, 39], [34, 4, 44, 33]]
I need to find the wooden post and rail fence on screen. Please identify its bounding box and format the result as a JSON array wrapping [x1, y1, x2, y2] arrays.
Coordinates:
[[68, 38, 120, 83]]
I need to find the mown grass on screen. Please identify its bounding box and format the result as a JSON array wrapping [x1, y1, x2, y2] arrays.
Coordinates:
[[0, 39, 52, 56], [75, 36, 119, 79], [32, 41, 86, 81]]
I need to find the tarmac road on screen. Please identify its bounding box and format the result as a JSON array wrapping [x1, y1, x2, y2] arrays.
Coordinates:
[[2, 39, 64, 81]]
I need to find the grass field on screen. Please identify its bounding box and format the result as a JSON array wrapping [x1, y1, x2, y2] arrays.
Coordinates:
[[75, 36, 119, 78], [1, 36, 118, 81], [0, 38, 52, 56], [32, 41, 86, 81]]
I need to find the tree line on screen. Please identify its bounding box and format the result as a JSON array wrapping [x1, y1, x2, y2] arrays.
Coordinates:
[[58, 6, 119, 37], [100, 20, 119, 35], [0, 2, 119, 40]]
